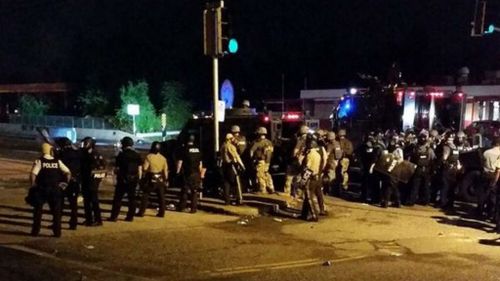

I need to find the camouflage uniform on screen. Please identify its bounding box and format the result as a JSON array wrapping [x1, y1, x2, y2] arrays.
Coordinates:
[[250, 128, 275, 193]]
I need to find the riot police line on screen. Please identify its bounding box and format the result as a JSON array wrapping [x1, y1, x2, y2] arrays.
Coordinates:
[[25, 135, 205, 237], [24, 125, 500, 237], [218, 124, 500, 230]]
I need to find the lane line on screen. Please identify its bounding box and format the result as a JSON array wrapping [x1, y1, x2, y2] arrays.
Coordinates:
[[1, 244, 155, 281], [205, 255, 369, 277]]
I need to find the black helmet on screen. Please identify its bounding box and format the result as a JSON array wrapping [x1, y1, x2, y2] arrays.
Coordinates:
[[187, 134, 196, 144], [306, 133, 318, 149], [58, 137, 72, 148], [121, 136, 134, 148], [81, 136, 96, 150], [150, 141, 161, 153]]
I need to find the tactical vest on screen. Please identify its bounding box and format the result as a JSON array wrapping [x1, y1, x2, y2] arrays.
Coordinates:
[[184, 144, 202, 175], [413, 146, 430, 167], [445, 145, 460, 165], [36, 158, 62, 189], [254, 140, 272, 162]]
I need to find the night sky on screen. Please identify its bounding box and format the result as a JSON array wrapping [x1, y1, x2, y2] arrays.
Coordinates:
[[0, 0, 498, 109]]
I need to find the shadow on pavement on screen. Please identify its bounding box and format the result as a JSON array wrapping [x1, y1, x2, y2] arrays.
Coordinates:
[[479, 237, 500, 246], [432, 200, 498, 233]]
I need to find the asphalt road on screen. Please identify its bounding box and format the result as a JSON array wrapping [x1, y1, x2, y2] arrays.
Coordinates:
[[1, 150, 500, 281]]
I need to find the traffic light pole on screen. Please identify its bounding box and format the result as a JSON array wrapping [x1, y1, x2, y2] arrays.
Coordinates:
[[213, 56, 219, 153]]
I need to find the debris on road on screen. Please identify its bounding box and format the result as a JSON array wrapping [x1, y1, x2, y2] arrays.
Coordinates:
[[167, 203, 176, 211], [84, 245, 95, 250], [273, 218, 283, 223], [323, 260, 332, 266], [237, 218, 249, 225]]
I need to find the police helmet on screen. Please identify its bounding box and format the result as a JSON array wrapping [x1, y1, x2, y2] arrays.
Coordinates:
[[418, 131, 428, 140], [430, 129, 439, 138], [231, 125, 241, 133], [188, 134, 196, 143], [306, 134, 318, 149], [457, 131, 466, 138], [150, 141, 161, 154], [82, 136, 96, 150], [242, 100, 250, 107], [327, 131, 336, 141], [58, 137, 72, 148], [419, 129, 429, 138], [446, 132, 456, 142], [338, 129, 347, 137], [299, 125, 309, 135], [225, 133, 234, 140], [120, 136, 134, 148], [257, 127, 267, 135], [315, 129, 326, 138], [41, 143, 53, 155]]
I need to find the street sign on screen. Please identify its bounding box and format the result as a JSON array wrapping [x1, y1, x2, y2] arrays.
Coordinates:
[[127, 104, 140, 116], [217, 100, 226, 122], [161, 113, 167, 128]]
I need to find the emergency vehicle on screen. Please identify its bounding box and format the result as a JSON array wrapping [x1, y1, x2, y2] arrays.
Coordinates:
[[174, 107, 319, 195]]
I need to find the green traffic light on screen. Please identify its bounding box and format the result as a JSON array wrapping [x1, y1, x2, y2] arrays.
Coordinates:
[[487, 24, 495, 34], [228, 38, 238, 54]]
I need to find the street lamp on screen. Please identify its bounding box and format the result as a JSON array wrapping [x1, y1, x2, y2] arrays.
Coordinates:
[[127, 104, 140, 135]]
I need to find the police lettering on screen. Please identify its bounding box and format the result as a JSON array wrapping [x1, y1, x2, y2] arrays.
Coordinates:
[[42, 162, 59, 169], [189, 148, 200, 153]]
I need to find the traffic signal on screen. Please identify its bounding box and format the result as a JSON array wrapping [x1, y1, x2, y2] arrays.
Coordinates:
[[203, 3, 237, 57], [471, 0, 487, 37]]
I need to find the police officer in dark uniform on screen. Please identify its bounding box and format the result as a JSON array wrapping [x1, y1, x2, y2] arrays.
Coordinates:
[[57, 138, 81, 230], [30, 143, 71, 237], [408, 132, 436, 206], [438, 132, 461, 209], [109, 137, 142, 222], [360, 132, 382, 204], [138, 141, 168, 217], [81, 137, 106, 226], [177, 135, 206, 213]]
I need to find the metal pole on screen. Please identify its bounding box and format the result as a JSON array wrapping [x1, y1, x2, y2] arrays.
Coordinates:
[[459, 96, 465, 131], [132, 115, 136, 135], [213, 57, 219, 152]]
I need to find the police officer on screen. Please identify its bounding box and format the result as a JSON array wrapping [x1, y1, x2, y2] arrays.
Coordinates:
[[490, 146, 500, 233], [429, 129, 441, 151], [300, 134, 325, 221], [221, 133, 245, 205], [250, 127, 275, 194], [338, 129, 353, 190], [284, 125, 308, 197], [81, 137, 106, 226], [381, 135, 404, 208], [57, 138, 81, 230], [137, 141, 168, 217], [231, 125, 247, 156], [323, 131, 343, 196], [438, 132, 461, 210], [177, 135, 206, 213], [456, 131, 472, 152], [478, 137, 500, 217], [80, 137, 106, 226], [109, 137, 142, 222], [30, 143, 71, 237], [408, 132, 436, 206], [360, 132, 382, 203]]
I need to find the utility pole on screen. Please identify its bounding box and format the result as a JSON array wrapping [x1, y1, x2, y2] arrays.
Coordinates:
[[204, 0, 225, 153]]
